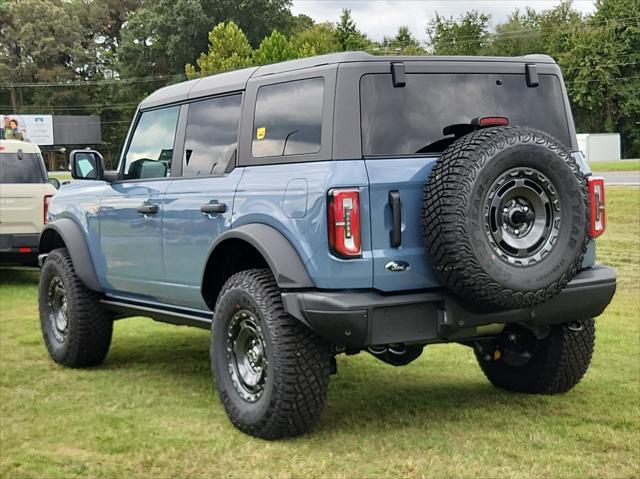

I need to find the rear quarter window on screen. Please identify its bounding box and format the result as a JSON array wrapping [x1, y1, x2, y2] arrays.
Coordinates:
[[252, 77, 324, 158], [360, 73, 571, 156], [0, 152, 46, 183]]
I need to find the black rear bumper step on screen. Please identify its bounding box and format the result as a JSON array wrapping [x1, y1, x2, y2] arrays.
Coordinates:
[[281, 264, 616, 348]]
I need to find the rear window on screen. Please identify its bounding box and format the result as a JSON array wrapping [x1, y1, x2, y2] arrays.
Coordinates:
[[360, 73, 571, 156], [0, 152, 46, 183]]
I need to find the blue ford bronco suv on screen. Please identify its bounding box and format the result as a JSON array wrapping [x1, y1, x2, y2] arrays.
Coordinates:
[[38, 52, 616, 439]]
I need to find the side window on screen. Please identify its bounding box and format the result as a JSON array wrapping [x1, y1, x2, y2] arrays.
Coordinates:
[[252, 77, 324, 158], [183, 94, 242, 177], [124, 106, 180, 180]]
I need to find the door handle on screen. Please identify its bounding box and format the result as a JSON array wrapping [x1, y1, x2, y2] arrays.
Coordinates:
[[388, 191, 401, 248], [200, 202, 227, 215], [137, 204, 159, 215]]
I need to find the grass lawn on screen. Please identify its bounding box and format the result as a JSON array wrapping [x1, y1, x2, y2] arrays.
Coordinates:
[[1, 188, 638, 479], [48, 171, 72, 181], [590, 159, 640, 172]]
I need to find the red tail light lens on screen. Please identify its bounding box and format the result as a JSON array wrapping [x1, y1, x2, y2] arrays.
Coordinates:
[[44, 195, 53, 225], [588, 177, 606, 238], [328, 188, 361, 258]]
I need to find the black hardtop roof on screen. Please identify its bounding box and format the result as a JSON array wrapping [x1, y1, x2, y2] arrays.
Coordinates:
[[139, 51, 556, 109]]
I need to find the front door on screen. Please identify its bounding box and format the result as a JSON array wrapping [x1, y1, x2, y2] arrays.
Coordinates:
[[162, 93, 244, 309], [99, 105, 181, 300]]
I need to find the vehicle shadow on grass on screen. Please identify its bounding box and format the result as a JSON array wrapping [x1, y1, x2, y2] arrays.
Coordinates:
[[0, 267, 39, 286], [101, 328, 553, 434]]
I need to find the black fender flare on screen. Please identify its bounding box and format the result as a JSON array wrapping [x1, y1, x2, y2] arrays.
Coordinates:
[[202, 224, 313, 299], [39, 218, 103, 292]]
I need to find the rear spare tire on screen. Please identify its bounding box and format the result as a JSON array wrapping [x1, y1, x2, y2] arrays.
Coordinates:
[[422, 126, 588, 310]]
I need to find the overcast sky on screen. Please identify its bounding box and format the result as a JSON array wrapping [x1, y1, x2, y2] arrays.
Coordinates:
[[291, 1, 597, 42]]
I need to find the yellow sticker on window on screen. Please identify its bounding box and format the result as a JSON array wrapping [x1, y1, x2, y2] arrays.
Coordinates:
[[256, 127, 266, 140]]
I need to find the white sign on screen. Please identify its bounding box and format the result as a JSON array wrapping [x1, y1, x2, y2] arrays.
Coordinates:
[[1, 114, 54, 145]]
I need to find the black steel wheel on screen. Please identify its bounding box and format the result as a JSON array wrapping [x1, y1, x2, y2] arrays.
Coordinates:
[[47, 276, 70, 343], [485, 167, 560, 267], [422, 126, 589, 310], [39, 248, 112, 367], [226, 309, 268, 402], [211, 269, 331, 440]]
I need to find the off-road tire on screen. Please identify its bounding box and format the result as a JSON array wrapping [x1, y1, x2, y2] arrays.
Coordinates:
[[475, 318, 595, 394], [211, 269, 331, 439], [39, 248, 113, 367], [422, 126, 589, 310]]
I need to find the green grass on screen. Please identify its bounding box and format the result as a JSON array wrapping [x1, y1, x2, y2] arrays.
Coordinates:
[[48, 171, 72, 181], [1, 189, 638, 479], [590, 159, 640, 172]]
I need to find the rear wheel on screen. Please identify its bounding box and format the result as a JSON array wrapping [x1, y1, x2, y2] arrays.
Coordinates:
[[474, 319, 595, 394], [211, 269, 331, 439], [39, 248, 112, 367]]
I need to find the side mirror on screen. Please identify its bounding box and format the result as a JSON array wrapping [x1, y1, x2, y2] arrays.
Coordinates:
[[48, 178, 61, 189], [70, 149, 105, 180]]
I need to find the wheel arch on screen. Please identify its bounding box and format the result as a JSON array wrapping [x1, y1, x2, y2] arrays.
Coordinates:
[[201, 224, 314, 310], [39, 218, 102, 292]]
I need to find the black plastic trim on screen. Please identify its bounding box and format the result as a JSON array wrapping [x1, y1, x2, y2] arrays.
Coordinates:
[[101, 298, 211, 329], [39, 218, 102, 292], [388, 191, 401, 247], [282, 265, 616, 348], [203, 223, 314, 293]]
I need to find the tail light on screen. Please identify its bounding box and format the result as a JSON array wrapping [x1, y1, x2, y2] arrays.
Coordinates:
[[588, 177, 606, 238], [328, 188, 361, 258], [473, 116, 509, 127], [44, 195, 53, 225]]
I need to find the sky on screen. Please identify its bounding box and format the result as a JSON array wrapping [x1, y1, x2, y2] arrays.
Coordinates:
[[291, 1, 598, 42]]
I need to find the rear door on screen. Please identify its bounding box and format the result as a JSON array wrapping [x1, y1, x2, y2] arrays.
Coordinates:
[[98, 105, 180, 299], [162, 93, 244, 309], [359, 64, 574, 292]]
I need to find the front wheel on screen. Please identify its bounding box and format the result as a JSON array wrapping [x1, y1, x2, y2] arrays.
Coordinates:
[[39, 248, 113, 367], [211, 269, 331, 439], [474, 319, 595, 394]]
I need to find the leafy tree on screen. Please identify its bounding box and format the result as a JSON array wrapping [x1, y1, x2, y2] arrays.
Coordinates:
[[488, 8, 544, 56], [293, 22, 341, 55], [426, 11, 491, 55], [564, 0, 640, 157], [287, 13, 315, 35], [0, 0, 88, 110], [117, 0, 211, 79], [335, 9, 371, 51], [203, 0, 295, 47], [383, 26, 424, 55], [253, 30, 314, 65], [185, 22, 253, 78]]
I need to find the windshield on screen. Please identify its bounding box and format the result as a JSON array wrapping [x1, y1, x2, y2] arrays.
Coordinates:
[[360, 73, 572, 156], [0, 152, 47, 184]]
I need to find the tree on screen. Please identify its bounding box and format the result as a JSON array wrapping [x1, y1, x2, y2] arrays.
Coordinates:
[[253, 30, 314, 65], [0, 0, 88, 110], [185, 22, 253, 78], [563, 0, 640, 157], [293, 22, 341, 55], [426, 11, 491, 55], [117, 0, 211, 79], [203, 0, 295, 47], [383, 26, 424, 55], [335, 9, 371, 51], [488, 9, 544, 56]]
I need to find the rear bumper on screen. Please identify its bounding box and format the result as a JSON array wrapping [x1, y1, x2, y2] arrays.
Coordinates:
[[0, 233, 39, 266], [281, 264, 616, 348]]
